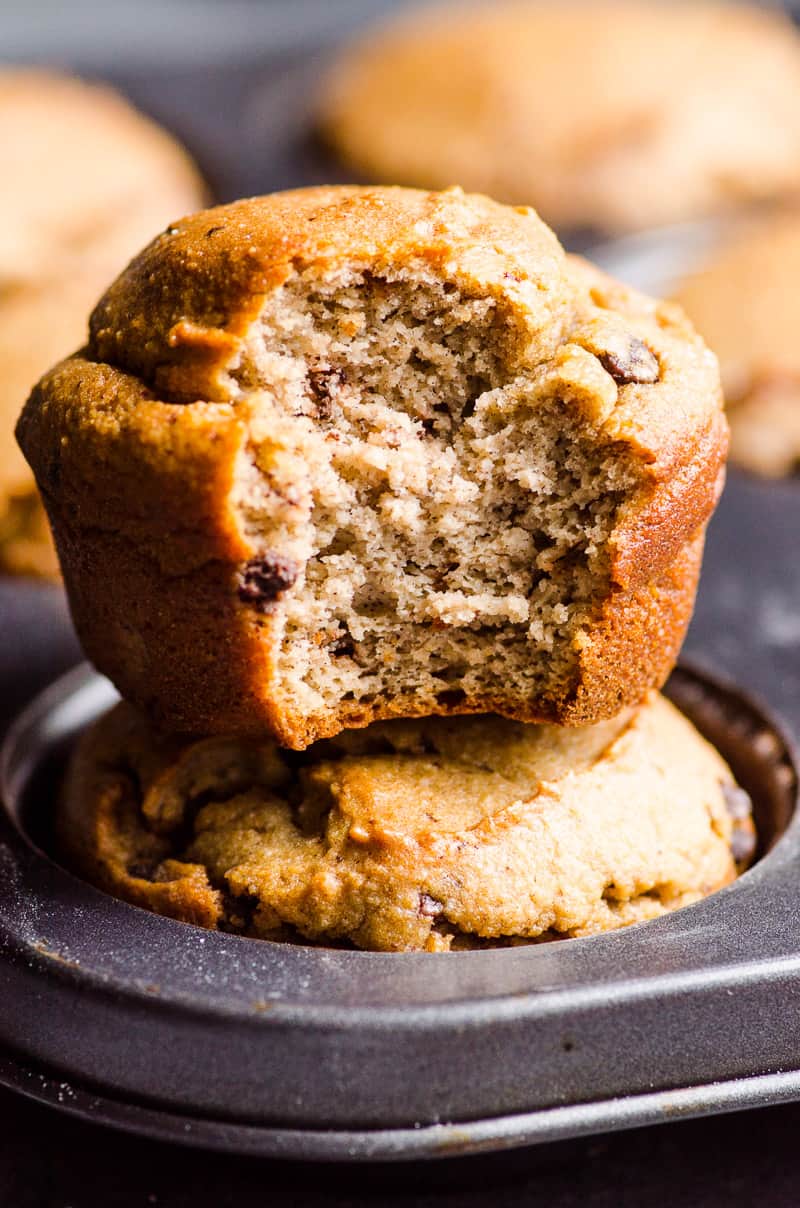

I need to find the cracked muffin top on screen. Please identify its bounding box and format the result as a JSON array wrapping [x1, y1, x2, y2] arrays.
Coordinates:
[[19, 186, 726, 745]]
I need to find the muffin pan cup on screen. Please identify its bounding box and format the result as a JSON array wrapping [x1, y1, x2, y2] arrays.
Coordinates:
[[0, 661, 796, 1161]]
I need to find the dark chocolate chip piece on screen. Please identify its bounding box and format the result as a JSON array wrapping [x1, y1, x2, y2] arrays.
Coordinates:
[[308, 367, 347, 418], [598, 337, 660, 385], [419, 893, 444, 919], [722, 782, 753, 821], [330, 633, 356, 658], [238, 555, 299, 611], [731, 825, 757, 865]]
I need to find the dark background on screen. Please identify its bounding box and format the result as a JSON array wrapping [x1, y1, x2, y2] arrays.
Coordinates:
[[2, 2, 800, 1203], [0, 1085, 798, 1207]]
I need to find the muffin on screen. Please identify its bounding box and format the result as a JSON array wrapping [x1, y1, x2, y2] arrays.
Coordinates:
[[59, 692, 754, 952], [675, 211, 800, 478], [320, 0, 800, 235], [0, 68, 207, 575], [18, 185, 726, 747]]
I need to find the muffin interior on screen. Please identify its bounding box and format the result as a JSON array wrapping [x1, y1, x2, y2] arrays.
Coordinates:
[[231, 268, 643, 721]]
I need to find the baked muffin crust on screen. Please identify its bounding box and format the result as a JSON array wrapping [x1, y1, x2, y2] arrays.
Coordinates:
[[59, 693, 754, 952], [18, 186, 726, 745]]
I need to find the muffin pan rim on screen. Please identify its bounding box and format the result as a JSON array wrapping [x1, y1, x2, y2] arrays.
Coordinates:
[[4, 1043, 800, 1165]]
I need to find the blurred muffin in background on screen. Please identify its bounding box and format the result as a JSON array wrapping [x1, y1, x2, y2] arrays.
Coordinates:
[[319, 0, 800, 236], [675, 211, 800, 479], [0, 69, 206, 576]]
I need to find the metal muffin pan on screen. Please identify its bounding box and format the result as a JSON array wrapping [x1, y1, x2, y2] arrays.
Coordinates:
[[0, 660, 796, 1161]]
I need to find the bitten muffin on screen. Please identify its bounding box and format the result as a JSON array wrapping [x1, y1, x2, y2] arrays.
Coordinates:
[[675, 211, 800, 478], [58, 693, 755, 953], [320, 0, 800, 234], [0, 68, 206, 575], [18, 186, 726, 747]]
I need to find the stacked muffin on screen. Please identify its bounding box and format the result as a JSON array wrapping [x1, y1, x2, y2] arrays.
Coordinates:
[[18, 185, 755, 951]]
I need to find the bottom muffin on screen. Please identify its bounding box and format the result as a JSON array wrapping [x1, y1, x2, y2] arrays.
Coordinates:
[[58, 694, 755, 952]]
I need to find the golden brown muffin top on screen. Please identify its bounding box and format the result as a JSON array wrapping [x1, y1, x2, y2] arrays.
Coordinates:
[[89, 185, 567, 401], [86, 185, 723, 475]]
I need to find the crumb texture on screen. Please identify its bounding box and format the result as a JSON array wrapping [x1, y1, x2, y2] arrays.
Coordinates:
[[59, 694, 753, 952], [233, 268, 643, 725]]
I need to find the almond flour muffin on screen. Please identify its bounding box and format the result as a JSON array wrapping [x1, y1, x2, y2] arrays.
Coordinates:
[[0, 68, 206, 575], [58, 692, 754, 952], [320, 0, 800, 234], [675, 211, 800, 478], [18, 186, 726, 747]]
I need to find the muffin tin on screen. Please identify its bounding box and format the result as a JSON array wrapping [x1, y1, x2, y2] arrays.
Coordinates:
[[0, 660, 795, 1161], [3, 35, 800, 1161]]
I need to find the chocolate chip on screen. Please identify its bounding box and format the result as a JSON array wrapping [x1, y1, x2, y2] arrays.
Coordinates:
[[731, 825, 757, 865], [308, 367, 347, 418], [330, 633, 355, 658], [598, 337, 660, 385], [419, 893, 444, 919], [722, 783, 753, 821], [205, 225, 224, 238], [238, 555, 299, 611]]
